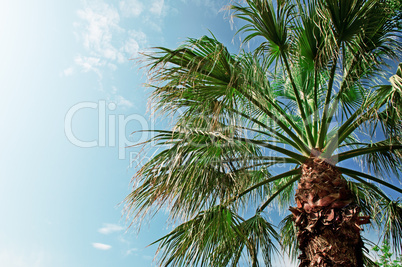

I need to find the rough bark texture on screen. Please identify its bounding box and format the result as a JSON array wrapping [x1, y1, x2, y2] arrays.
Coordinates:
[[290, 157, 370, 267]]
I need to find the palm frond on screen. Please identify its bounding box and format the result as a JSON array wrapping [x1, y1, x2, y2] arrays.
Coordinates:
[[153, 205, 243, 266], [346, 180, 384, 222], [279, 214, 299, 263], [231, 0, 294, 59], [153, 206, 279, 267], [145, 36, 311, 153], [339, 167, 402, 195], [362, 237, 379, 267], [238, 213, 280, 267], [378, 199, 402, 254], [320, 0, 377, 43], [125, 0, 402, 264]]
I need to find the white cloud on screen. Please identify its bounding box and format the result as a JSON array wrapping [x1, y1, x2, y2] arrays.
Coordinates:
[[115, 95, 134, 108], [108, 86, 135, 109], [150, 0, 164, 16], [98, 223, 124, 234], [180, 0, 222, 14], [125, 248, 138, 255], [73, 1, 148, 73], [128, 29, 147, 44], [74, 55, 104, 77], [121, 30, 148, 58], [125, 30, 147, 56], [77, 2, 124, 62], [75, 56, 103, 70], [119, 0, 144, 17], [118, 235, 131, 245], [122, 38, 140, 58], [62, 67, 74, 76], [92, 243, 112, 250]]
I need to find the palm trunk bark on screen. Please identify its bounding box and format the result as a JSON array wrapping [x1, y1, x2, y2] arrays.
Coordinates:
[[290, 157, 370, 267]]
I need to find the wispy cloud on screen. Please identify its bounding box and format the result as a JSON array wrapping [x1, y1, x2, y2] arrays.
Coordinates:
[[150, 0, 164, 16], [115, 95, 134, 108], [119, 0, 144, 17], [72, 1, 149, 77], [108, 86, 135, 109], [180, 0, 223, 14], [92, 243, 112, 250], [98, 223, 124, 234], [125, 247, 138, 256], [62, 67, 74, 77], [122, 30, 147, 58], [117, 235, 130, 245], [75, 56, 103, 71], [77, 3, 124, 62]]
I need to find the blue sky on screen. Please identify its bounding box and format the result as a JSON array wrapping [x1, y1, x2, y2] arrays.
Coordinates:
[[0, 0, 399, 266], [0, 1, 246, 266]]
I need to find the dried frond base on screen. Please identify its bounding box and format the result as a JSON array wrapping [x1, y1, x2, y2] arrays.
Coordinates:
[[291, 205, 368, 267], [291, 158, 370, 267]]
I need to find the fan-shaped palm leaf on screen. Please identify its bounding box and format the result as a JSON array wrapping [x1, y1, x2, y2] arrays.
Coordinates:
[[125, 0, 402, 265]]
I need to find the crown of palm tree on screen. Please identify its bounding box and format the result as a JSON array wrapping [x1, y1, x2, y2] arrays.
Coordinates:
[[124, 0, 402, 266]]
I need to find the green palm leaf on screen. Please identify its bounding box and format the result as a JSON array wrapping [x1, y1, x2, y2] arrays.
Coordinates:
[[125, 0, 402, 265], [153, 206, 279, 267]]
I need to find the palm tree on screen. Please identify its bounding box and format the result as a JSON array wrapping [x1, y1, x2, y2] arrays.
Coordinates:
[[124, 0, 402, 266]]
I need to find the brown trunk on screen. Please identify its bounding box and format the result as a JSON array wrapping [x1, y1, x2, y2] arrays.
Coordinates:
[[290, 157, 370, 267]]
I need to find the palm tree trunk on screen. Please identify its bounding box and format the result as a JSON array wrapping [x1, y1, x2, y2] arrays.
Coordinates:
[[290, 157, 370, 267]]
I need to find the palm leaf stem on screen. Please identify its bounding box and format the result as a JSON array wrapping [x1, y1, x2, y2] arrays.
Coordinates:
[[235, 137, 307, 162], [233, 162, 288, 172], [338, 142, 369, 148], [317, 55, 339, 148], [325, 53, 360, 128], [335, 145, 402, 162], [143, 129, 307, 163], [323, 100, 375, 156], [325, 79, 396, 154], [325, 109, 391, 156], [338, 167, 402, 195], [237, 125, 301, 148], [221, 156, 299, 165], [136, 129, 305, 162], [151, 44, 310, 153], [323, 116, 362, 156], [236, 86, 310, 154], [234, 124, 279, 141], [313, 67, 319, 141], [225, 106, 307, 152], [260, 92, 310, 144], [257, 174, 300, 212], [226, 168, 302, 205], [281, 51, 315, 148], [346, 174, 391, 202]]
